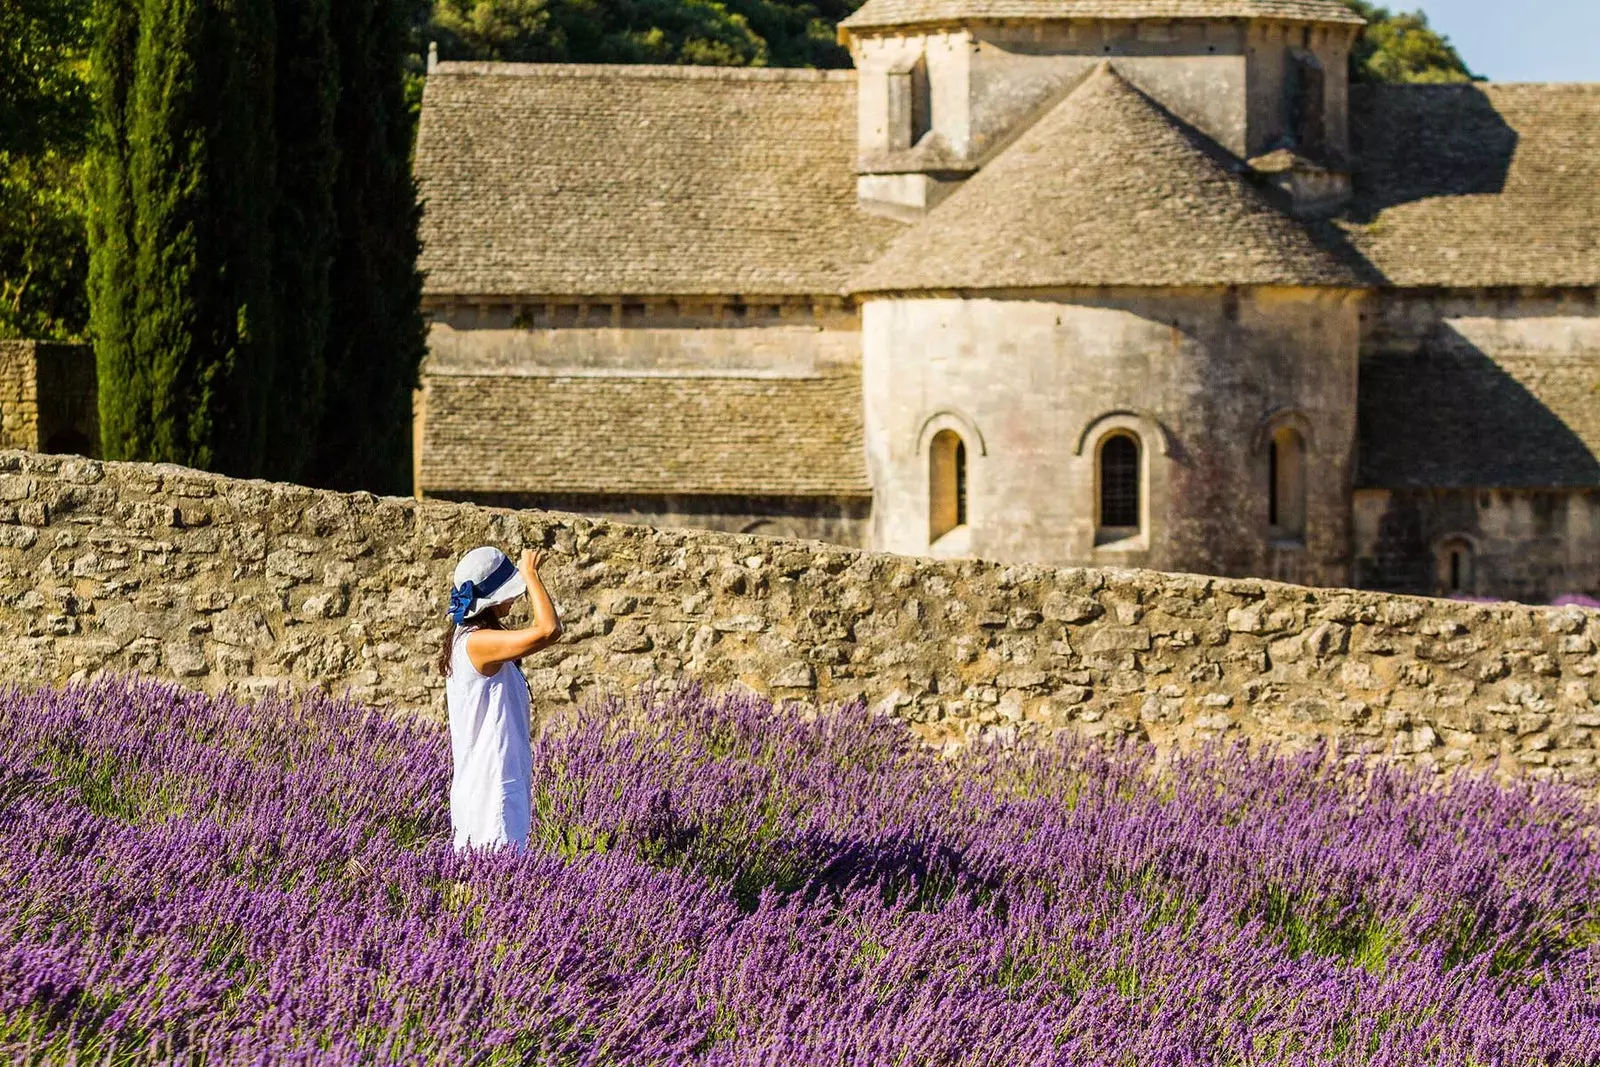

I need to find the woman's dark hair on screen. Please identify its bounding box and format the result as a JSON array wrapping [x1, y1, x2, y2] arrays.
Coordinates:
[[437, 611, 504, 677]]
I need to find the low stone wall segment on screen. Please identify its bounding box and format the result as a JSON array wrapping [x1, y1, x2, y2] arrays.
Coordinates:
[[0, 449, 1595, 787]]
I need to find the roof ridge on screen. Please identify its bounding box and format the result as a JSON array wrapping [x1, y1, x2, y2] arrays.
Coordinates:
[[1357, 80, 1600, 91], [429, 61, 856, 83], [840, 0, 1367, 31]]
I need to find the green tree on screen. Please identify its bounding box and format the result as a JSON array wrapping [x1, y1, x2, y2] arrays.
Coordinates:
[[268, 0, 339, 479], [88, 0, 282, 476], [0, 0, 93, 341], [424, 0, 855, 67], [1, 0, 93, 156], [1343, 2, 1478, 84], [310, 0, 427, 493]]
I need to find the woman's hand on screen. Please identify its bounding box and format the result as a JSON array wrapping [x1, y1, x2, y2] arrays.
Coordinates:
[[519, 548, 544, 579]]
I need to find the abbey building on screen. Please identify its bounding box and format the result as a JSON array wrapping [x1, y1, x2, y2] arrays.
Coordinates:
[[411, 0, 1600, 605]]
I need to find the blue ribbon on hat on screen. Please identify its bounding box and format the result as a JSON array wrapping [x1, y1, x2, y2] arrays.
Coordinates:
[[448, 555, 519, 625]]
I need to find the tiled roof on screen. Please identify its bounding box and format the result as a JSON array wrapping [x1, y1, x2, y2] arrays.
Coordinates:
[[1339, 83, 1600, 288], [840, 0, 1365, 31], [415, 63, 900, 298], [850, 64, 1362, 293], [1358, 319, 1600, 489], [419, 373, 870, 496]]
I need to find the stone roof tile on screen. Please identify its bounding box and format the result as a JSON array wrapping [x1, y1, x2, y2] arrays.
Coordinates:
[[1358, 320, 1600, 489], [850, 64, 1362, 293], [419, 373, 870, 496], [1339, 83, 1600, 289], [415, 63, 900, 298], [840, 0, 1364, 31]]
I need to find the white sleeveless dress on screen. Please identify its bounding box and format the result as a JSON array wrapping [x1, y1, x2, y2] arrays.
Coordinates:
[[445, 627, 533, 850]]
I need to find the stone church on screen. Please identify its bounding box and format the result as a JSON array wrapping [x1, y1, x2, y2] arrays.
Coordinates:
[[411, 0, 1600, 605]]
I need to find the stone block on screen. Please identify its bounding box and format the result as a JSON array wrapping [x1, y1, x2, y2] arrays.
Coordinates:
[[1088, 627, 1152, 653], [1042, 592, 1101, 623]]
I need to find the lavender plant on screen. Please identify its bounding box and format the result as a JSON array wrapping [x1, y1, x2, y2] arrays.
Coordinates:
[[0, 678, 1595, 1065]]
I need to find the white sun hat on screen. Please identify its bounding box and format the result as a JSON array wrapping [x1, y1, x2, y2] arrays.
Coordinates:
[[447, 546, 528, 625]]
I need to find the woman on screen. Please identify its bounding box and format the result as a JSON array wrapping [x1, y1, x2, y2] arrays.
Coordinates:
[[439, 545, 563, 850]]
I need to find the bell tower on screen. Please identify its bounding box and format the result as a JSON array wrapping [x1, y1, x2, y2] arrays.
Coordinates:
[[839, 1, 1365, 219]]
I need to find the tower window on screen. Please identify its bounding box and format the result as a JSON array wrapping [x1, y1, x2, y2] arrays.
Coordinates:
[[1097, 432, 1141, 540], [929, 429, 967, 542], [1268, 427, 1306, 542], [886, 53, 931, 151], [1286, 49, 1326, 156]]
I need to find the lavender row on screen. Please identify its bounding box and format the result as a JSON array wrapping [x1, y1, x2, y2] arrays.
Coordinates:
[[0, 678, 1595, 1065]]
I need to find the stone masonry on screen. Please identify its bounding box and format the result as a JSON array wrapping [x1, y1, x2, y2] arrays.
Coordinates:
[[0, 341, 98, 456], [1, 449, 1597, 788]]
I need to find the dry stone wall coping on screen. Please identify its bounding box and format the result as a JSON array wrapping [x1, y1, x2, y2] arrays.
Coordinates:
[[0, 449, 1597, 788]]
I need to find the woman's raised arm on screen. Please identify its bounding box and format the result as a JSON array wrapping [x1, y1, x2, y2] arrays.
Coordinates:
[[466, 549, 563, 675]]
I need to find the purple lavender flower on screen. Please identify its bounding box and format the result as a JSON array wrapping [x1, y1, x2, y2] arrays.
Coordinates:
[[0, 678, 1594, 1065]]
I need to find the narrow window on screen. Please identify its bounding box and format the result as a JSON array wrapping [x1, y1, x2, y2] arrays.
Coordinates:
[[886, 53, 931, 151], [1268, 427, 1306, 542], [1268, 438, 1279, 526], [1438, 538, 1474, 595], [1287, 50, 1326, 156], [1097, 432, 1141, 540], [929, 430, 967, 542]]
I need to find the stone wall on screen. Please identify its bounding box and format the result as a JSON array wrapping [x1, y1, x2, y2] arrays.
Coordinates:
[[0, 342, 38, 451], [0, 341, 98, 455], [1, 448, 1597, 787]]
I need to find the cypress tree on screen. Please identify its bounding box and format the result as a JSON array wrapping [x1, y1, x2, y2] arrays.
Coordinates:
[[313, 0, 426, 494], [267, 0, 338, 479], [86, 0, 140, 447], [88, 0, 279, 476]]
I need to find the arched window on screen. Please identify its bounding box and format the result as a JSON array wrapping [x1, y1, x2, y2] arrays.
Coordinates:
[[1268, 426, 1306, 542], [1096, 432, 1141, 542], [929, 429, 967, 542], [1438, 538, 1474, 595]]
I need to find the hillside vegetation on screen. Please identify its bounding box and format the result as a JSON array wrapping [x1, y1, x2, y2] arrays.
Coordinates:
[[1, 679, 1595, 1064]]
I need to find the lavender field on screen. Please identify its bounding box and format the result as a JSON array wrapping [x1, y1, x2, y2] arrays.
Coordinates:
[[0, 679, 1596, 1065]]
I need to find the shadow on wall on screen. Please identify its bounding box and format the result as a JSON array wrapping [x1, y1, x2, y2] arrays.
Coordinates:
[[1358, 322, 1600, 491], [1355, 317, 1600, 603], [1344, 84, 1518, 223]]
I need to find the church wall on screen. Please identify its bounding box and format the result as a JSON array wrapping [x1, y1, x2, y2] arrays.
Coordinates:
[[426, 490, 871, 547], [861, 287, 1362, 583], [966, 23, 1250, 160], [1354, 488, 1600, 604], [854, 31, 973, 160], [853, 22, 1251, 165], [1354, 288, 1600, 604], [1244, 20, 1354, 161], [1360, 288, 1600, 352], [424, 320, 862, 378], [417, 300, 869, 542]]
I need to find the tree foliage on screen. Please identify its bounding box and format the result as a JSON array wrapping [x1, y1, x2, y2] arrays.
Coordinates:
[[268, 0, 339, 479], [423, 0, 851, 67], [0, 0, 93, 157], [310, 0, 428, 494], [0, 0, 92, 341], [88, 0, 281, 476], [88, 0, 424, 489], [1343, 1, 1478, 84]]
